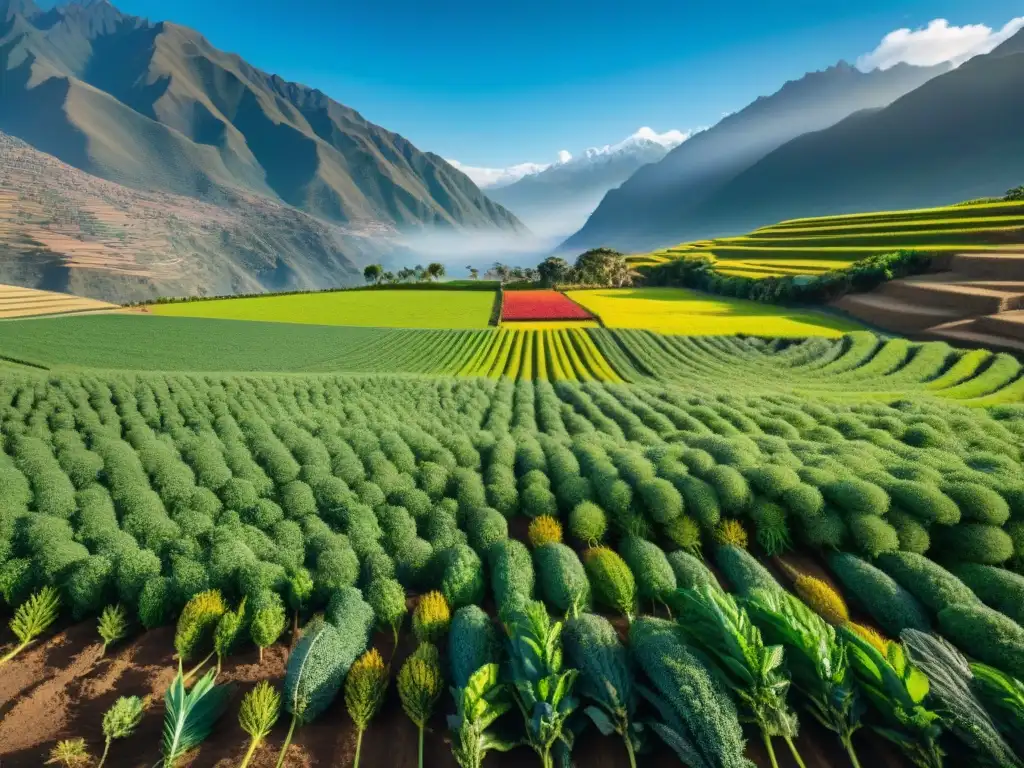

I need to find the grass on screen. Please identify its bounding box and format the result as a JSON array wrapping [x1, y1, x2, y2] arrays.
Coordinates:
[[568, 288, 864, 337], [148, 288, 495, 329], [629, 199, 1024, 278]]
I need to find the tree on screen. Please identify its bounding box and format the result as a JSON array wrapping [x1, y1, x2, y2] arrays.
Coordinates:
[[488, 263, 510, 283], [397, 267, 415, 283], [1006, 186, 1024, 201], [537, 257, 570, 287], [426, 263, 446, 281], [413, 265, 426, 282], [574, 248, 625, 286], [363, 265, 383, 285], [467, 267, 479, 280], [382, 271, 396, 284]]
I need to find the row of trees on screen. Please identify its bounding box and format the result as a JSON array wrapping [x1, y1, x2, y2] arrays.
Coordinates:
[[363, 263, 446, 285]]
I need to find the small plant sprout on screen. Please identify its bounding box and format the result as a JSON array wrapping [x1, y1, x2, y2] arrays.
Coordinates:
[[45, 738, 91, 767], [398, 643, 444, 768], [287, 568, 314, 636], [162, 667, 231, 767], [98, 696, 144, 768], [1, 586, 61, 666], [175, 589, 227, 680], [250, 597, 287, 664], [412, 591, 451, 644], [238, 681, 281, 768], [97, 604, 129, 656], [345, 648, 390, 768]]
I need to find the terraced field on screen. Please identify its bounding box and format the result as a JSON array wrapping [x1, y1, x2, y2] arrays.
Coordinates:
[[632, 199, 1024, 278], [148, 288, 495, 328], [457, 328, 623, 381], [0, 283, 118, 318]]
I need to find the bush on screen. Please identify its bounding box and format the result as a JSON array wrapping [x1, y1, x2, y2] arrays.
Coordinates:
[[534, 542, 591, 613], [827, 552, 930, 636], [440, 544, 485, 609], [137, 576, 173, 629], [887, 508, 931, 554], [638, 478, 684, 524], [448, 605, 499, 689], [715, 545, 781, 596], [528, 515, 563, 548], [821, 478, 889, 516], [465, 506, 508, 554], [175, 589, 227, 661], [950, 563, 1024, 626], [750, 499, 791, 556], [676, 475, 721, 529], [847, 514, 900, 558], [412, 591, 451, 644], [366, 577, 407, 642], [249, 590, 287, 659], [519, 482, 558, 519], [115, 547, 162, 606], [799, 509, 847, 549], [883, 480, 959, 525], [663, 514, 703, 556], [313, 543, 360, 599], [489, 539, 534, 616], [583, 546, 636, 618], [933, 524, 1015, 565], [942, 482, 1011, 526], [667, 551, 720, 591], [877, 551, 980, 614], [619, 536, 676, 605], [702, 466, 752, 515], [394, 537, 434, 589], [568, 501, 607, 545], [938, 603, 1024, 679], [64, 555, 115, 619], [744, 465, 801, 500]]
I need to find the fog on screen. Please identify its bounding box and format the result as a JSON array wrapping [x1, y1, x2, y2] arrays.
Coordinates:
[[383, 227, 570, 273]]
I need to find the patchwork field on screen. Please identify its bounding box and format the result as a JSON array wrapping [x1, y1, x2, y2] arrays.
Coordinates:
[[0, 283, 119, 319], [631, 199, 1024, 278], [500, 290, 594, 321], [148, 288, 495, 328], [569, 287, 865, 336]]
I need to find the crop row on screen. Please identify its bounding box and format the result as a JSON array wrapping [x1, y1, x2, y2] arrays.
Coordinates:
[[2, 371, 1024, 767], [457, 328, 622, 381]]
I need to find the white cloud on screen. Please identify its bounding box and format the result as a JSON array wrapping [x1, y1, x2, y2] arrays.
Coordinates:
[[857, 16, 1024, 71], [447, 127, 690, 189]]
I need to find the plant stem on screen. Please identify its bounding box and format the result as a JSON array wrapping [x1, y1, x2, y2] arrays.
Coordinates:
[[274, 714, 299, 768], [761, 729, 780, 768], [97, 738, 112, 768], [0, 639, 30, 666], [417, 723, 424, 768], [354, 727, 364, 768], [623, 734, 637, 768], [238, 737, 260, 768], [841, 733, 863, 768], [183, 650, 215, 683], [784, 735, 807, 768], [259, 646, 264, 664]]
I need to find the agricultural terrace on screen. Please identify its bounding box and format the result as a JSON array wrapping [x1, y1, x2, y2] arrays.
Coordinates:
[[500, 290, 594, 321], [631, 199, 1024, 278], [148, 288, 495, 329], [0, 283, 118, 319], [569, 287, 864, 336], [1, 368, 1024, 767]]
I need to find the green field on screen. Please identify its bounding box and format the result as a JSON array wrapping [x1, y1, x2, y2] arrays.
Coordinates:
[[631, 199, 1024, 278], [148, 287, 495, 328]]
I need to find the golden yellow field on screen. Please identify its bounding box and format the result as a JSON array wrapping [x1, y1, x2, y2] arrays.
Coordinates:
[[568, 287, 864, 336]]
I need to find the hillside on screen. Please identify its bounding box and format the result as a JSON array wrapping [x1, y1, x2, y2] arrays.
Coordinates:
[[487, 130, 684, 238], [0, 131, 394, 302], [561, 60, 947, 253], [0, 0, 524, 233], [685, 29, 1024, 234]]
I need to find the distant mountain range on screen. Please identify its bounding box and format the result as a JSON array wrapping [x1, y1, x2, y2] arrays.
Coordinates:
[[485, 128, 688, 238], [562, 60, 952, 253], [0, 0, 523, 234]]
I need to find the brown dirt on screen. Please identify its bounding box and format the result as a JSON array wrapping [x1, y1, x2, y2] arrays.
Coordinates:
[[0, 611, 911, 768]]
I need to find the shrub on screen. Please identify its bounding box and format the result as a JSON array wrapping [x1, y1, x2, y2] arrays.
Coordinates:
[[115, 547, 162, 606], [97, 603, 129, 654], [519, 482, 558, 519], [344, 649, 388, 765], [827, 552, 930, 636], [440, 544, 485, 609], [465, 506, 508, 554], [398, 642, 445, 760], [282, 617, 350, 726], [847, 514, 900, 558], [534, 542, 591, 613], [175, 589, 227, 661], [702, 465, 752, 515], [138, 576, 173, 629], [568, 501, 607, 546], [449, 605, 499, 689], [528, 515, 563, 548], [950, 564, 1024, 626], [638, 478, 684, 524], [412, 591, 451, 644], [887, 508, 931, 554], [489, 539, 535, 616], [933, 524, 1015, 565], [663, 514, 703, 557], [583, 546, 636, 619], [750, 499, 791, 556], [64, 555, 114, 619], [938, 603, 1024, 679], [821, 478, 889, 516], [942, 482, 1011, 526], [713, 519, 748, 549], [667, 551, 720, 591], [789, 571, 849, 627], [800, 509, 847, 549], [745, 465, 801, 500], [715, 545, 781, 596], [676, 475, 721, 529], [877, 551, 980, 614], [394, 538, 434, 590], [367, 577, 407, 645], [250, 590, 287, 662], [619, 536, 676, 605], [884, 480, 959, 525]]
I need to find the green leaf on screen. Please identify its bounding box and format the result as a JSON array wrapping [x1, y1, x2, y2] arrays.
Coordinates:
[[584, 705, 616, 736], [161, 668, 230, 766]]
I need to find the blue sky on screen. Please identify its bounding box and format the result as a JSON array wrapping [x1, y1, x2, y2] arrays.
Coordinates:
[[49, 0, 1023, 167]]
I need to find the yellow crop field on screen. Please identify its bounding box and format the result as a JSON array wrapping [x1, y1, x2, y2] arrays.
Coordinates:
[[568, 287, 864, 337], [458, 328, 622, 381]]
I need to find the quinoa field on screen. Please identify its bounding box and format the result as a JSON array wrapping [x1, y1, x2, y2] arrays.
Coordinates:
[[2, 292, 1024, 768]]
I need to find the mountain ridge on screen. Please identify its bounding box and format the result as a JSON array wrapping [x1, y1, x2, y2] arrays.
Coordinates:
[[560, 59, 949, 253]]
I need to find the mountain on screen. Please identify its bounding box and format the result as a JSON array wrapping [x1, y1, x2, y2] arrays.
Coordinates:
[[487, 128, 687, 239], [684, 30, 1024, 231], [0, 0, 524, 233], [561, 61, 948, 253], [0, 130, 418, 303]]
